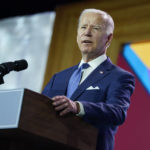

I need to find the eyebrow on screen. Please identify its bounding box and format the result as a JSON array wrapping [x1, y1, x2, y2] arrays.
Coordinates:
[[80, 24, 88, 26], [80, 24, 103, 27], [93, 25, 102, 28]]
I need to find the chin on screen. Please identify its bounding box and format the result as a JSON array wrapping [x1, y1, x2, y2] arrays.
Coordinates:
[[81, 48, 93, 54]]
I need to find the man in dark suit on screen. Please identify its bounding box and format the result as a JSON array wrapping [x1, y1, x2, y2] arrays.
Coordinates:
[[42, 8, 135, 150]]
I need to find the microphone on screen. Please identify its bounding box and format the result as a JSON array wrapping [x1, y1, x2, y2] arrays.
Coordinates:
[[0, 59, 28, 76]]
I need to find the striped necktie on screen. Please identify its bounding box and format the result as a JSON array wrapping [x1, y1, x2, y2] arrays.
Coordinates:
[[67, 63, 90, 98]]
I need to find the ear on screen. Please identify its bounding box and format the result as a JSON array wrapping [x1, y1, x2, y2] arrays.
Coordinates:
[[105, 34, 113, 49]]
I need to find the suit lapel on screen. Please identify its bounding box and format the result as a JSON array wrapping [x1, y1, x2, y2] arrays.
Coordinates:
[[71, 58, 114, 100]]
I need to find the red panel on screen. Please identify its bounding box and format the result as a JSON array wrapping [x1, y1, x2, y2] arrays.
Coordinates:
[[115, 53, 150, 150]]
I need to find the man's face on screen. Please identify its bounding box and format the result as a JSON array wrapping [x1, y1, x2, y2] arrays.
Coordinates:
[[77, 12, 109, 59]]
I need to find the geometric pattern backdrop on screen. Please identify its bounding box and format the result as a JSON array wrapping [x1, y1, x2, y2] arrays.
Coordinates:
[[115, 42, 150, 150], [123, 42, 150, 94]]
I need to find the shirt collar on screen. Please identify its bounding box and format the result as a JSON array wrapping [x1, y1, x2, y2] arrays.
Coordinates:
[[79, 54, 107, 69]]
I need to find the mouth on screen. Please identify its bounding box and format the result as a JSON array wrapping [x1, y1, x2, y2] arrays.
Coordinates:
[[82, 40, 93, 44]]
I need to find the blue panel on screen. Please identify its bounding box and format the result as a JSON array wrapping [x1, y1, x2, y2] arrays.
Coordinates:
[[0, 89, 24, 129], [123, 44, 150, 94]]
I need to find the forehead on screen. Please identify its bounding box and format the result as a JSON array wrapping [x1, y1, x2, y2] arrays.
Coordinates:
[[79, 12, 106, 26]]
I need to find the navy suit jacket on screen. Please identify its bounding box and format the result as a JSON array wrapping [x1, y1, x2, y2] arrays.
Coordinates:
[[42, 58, 135, 150]]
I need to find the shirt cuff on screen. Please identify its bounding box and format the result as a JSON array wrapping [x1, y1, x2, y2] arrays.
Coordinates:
[[76, 101, 85, 117]]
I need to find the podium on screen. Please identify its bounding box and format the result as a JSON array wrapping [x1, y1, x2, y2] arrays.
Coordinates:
[[0, 89, 98, 150]]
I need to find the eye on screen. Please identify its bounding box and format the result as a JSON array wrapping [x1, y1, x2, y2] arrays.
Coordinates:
[[93, 27, 100, 30], [81, 26, 86, 29]]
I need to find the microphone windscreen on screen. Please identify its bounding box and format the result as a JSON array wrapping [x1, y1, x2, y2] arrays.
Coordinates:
[[14, 59, 28, 71]]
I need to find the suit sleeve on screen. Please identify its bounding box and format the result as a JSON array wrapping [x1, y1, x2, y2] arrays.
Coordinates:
[[42, 74, 56, 97], [81, 73, 135, 126]]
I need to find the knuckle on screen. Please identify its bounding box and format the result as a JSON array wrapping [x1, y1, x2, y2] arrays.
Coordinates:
[[62, 99, 66, 102], [65, 103, 68, 107]]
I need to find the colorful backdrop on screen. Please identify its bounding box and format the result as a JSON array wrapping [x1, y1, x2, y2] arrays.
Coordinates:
[[115, 42, 150, 150]]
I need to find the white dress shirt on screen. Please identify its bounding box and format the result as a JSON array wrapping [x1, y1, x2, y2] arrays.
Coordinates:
[[76, 54, 107, 116]]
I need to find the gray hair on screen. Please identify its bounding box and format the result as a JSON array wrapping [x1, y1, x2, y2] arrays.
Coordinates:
[[78, 8, 114, 35]]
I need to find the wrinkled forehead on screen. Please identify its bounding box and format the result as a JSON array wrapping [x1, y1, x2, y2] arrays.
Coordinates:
[[79, 12, 107, 27]]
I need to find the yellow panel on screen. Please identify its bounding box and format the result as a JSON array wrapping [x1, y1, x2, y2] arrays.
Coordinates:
[[131, 42, 150, 68]]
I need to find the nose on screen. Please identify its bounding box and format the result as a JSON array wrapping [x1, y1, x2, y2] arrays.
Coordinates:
[[84, 27, 92, 37]]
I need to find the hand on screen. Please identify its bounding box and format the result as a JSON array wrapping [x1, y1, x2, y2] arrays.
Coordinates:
[[52, 95, 79, 116]]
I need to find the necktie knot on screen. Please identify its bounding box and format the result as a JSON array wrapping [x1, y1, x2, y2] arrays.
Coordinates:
[[81, 63, 90, 70]]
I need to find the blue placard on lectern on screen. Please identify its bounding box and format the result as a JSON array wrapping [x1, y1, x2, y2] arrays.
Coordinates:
[[0, 89, 24, 129]]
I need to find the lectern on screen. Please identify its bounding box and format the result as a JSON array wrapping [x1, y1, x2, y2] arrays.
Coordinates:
[[0, 89, 98, 150]]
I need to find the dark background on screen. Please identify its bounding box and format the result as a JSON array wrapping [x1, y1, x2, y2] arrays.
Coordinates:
[[0, 0, 84, 19]]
